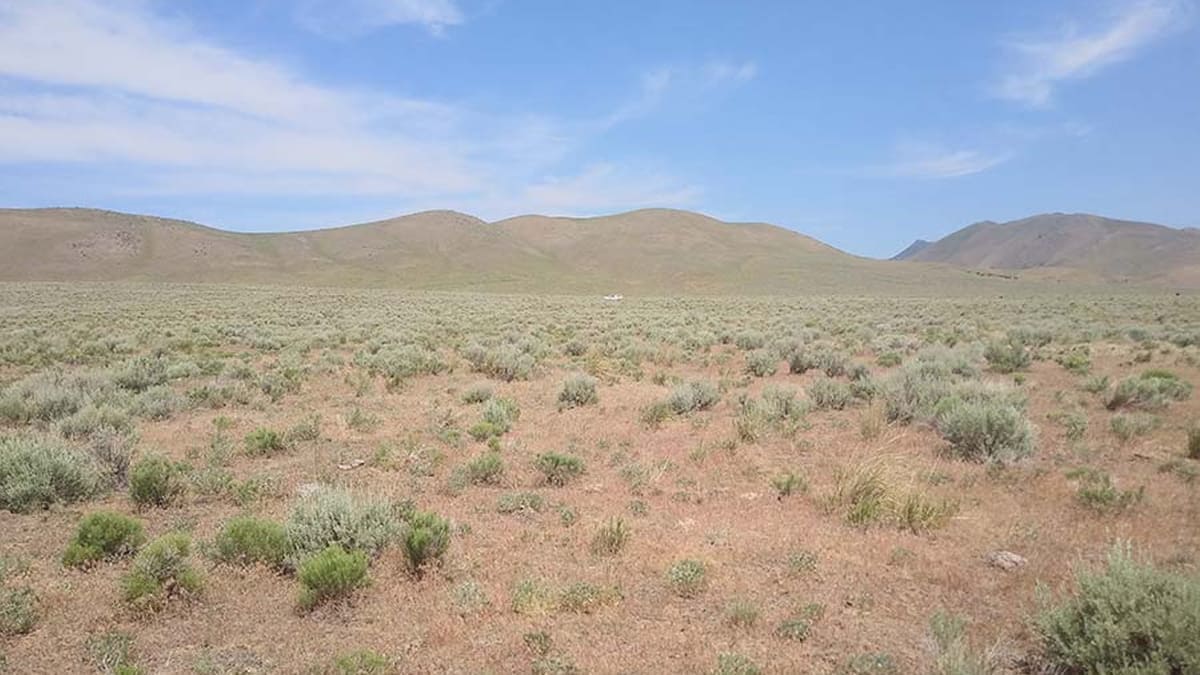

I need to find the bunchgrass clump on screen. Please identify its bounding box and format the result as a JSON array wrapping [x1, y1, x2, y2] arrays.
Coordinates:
[[62, 510, 146, 568], [714, 652, 761, 675], [211, 515, 288, 570], [85, 630, 139, 673], [775, 603, 825, 641], [1070, 469, 1144, 513], [770, 471, 807, 497], [535, 452, 585, 486], [1109, 413, 1159, 443], [497, 491, 544, 514], [929, 611, 999, 675], [1035, 542, 1200, 673], [1188, 423, 1200, 459], [462, 383, 493, 404], [0, 434, 102, 513], [121, 533, 202, 612], [297, 545, 369, 611], [590, 517, 630, 556]]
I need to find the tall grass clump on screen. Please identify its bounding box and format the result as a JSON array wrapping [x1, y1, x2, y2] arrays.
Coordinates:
[[734, 387, 808, 442], [62, 511, 146, 568], [929, 612, 1000, 675], [284, 486, 400, 565], [0, 434, 102, 513], [1035, 543, 1200, 673]]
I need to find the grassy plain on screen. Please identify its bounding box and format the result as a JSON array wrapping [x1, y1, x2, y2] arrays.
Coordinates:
[[0, 283, 1198, 673]]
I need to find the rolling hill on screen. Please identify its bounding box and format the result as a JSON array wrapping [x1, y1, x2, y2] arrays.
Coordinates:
[[0, 206, 1180, 294], [894, 213, 1200, 287]]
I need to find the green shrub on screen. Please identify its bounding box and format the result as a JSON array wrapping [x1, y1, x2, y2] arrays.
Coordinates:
[[62, 511, 146, 568], [121, 533, 202, 611], [244, 427, 287, 456], [591, 517, 629, 556], [0, 434, 103, 513], [1105, 370, 1192, 411], [129, 455, 186, 508], [881, 361, 955, 424], [535, 452, 585, 486], [666, 559, 707, 598], [984, 336, 1030, 373], [745, 350, 778, 377], [809, 378, 853, 410], [558, 374, 598, 409], [934, 394, 1035, 464], [402, 510, 451, 575], [297, 545, 369, 611], [212, 515, 288, 569], [284, 486, 399, 563], [0, 587, 35, 636], [1035, 543, 1200, 673], [667, 381, 720, 414]]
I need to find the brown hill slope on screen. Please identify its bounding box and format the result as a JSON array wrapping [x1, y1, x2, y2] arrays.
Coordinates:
[[895, 213, 1200, 286], [0, 206, 1107, 294]]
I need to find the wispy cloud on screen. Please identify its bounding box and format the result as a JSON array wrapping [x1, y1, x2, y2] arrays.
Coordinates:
[[0, 1, 728, 218], [877, 142, 1012, 179], [992, 0, 1190, 106], [606, 60, 757, 126], [293, 0, 465, 38]]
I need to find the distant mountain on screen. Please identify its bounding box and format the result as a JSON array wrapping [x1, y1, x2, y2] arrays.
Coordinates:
[[896, 213, 1200, 286], [0, 206, 1043, 295], [891, 239, 931, 261]]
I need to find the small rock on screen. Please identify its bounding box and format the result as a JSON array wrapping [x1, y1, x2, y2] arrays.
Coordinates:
[[986, 550, 1027, 571]]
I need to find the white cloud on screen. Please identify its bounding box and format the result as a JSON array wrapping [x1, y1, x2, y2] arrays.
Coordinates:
[[294, 0, 464, 38], [605, 60, 757, 127], [992, 0, 1189, 106], [878, 143, 1012, 179], [0, 1, 744, 218]]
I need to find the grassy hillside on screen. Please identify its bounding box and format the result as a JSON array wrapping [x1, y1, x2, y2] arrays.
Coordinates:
[[896, 213, 1200, 287], [0, 206, 1057, 295]]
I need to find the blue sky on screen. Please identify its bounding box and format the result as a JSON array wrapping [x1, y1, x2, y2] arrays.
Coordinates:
[[0, 0, 1196, 257]]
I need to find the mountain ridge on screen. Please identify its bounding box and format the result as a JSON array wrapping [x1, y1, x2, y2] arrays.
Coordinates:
[[1, 206, 1193, 293]]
